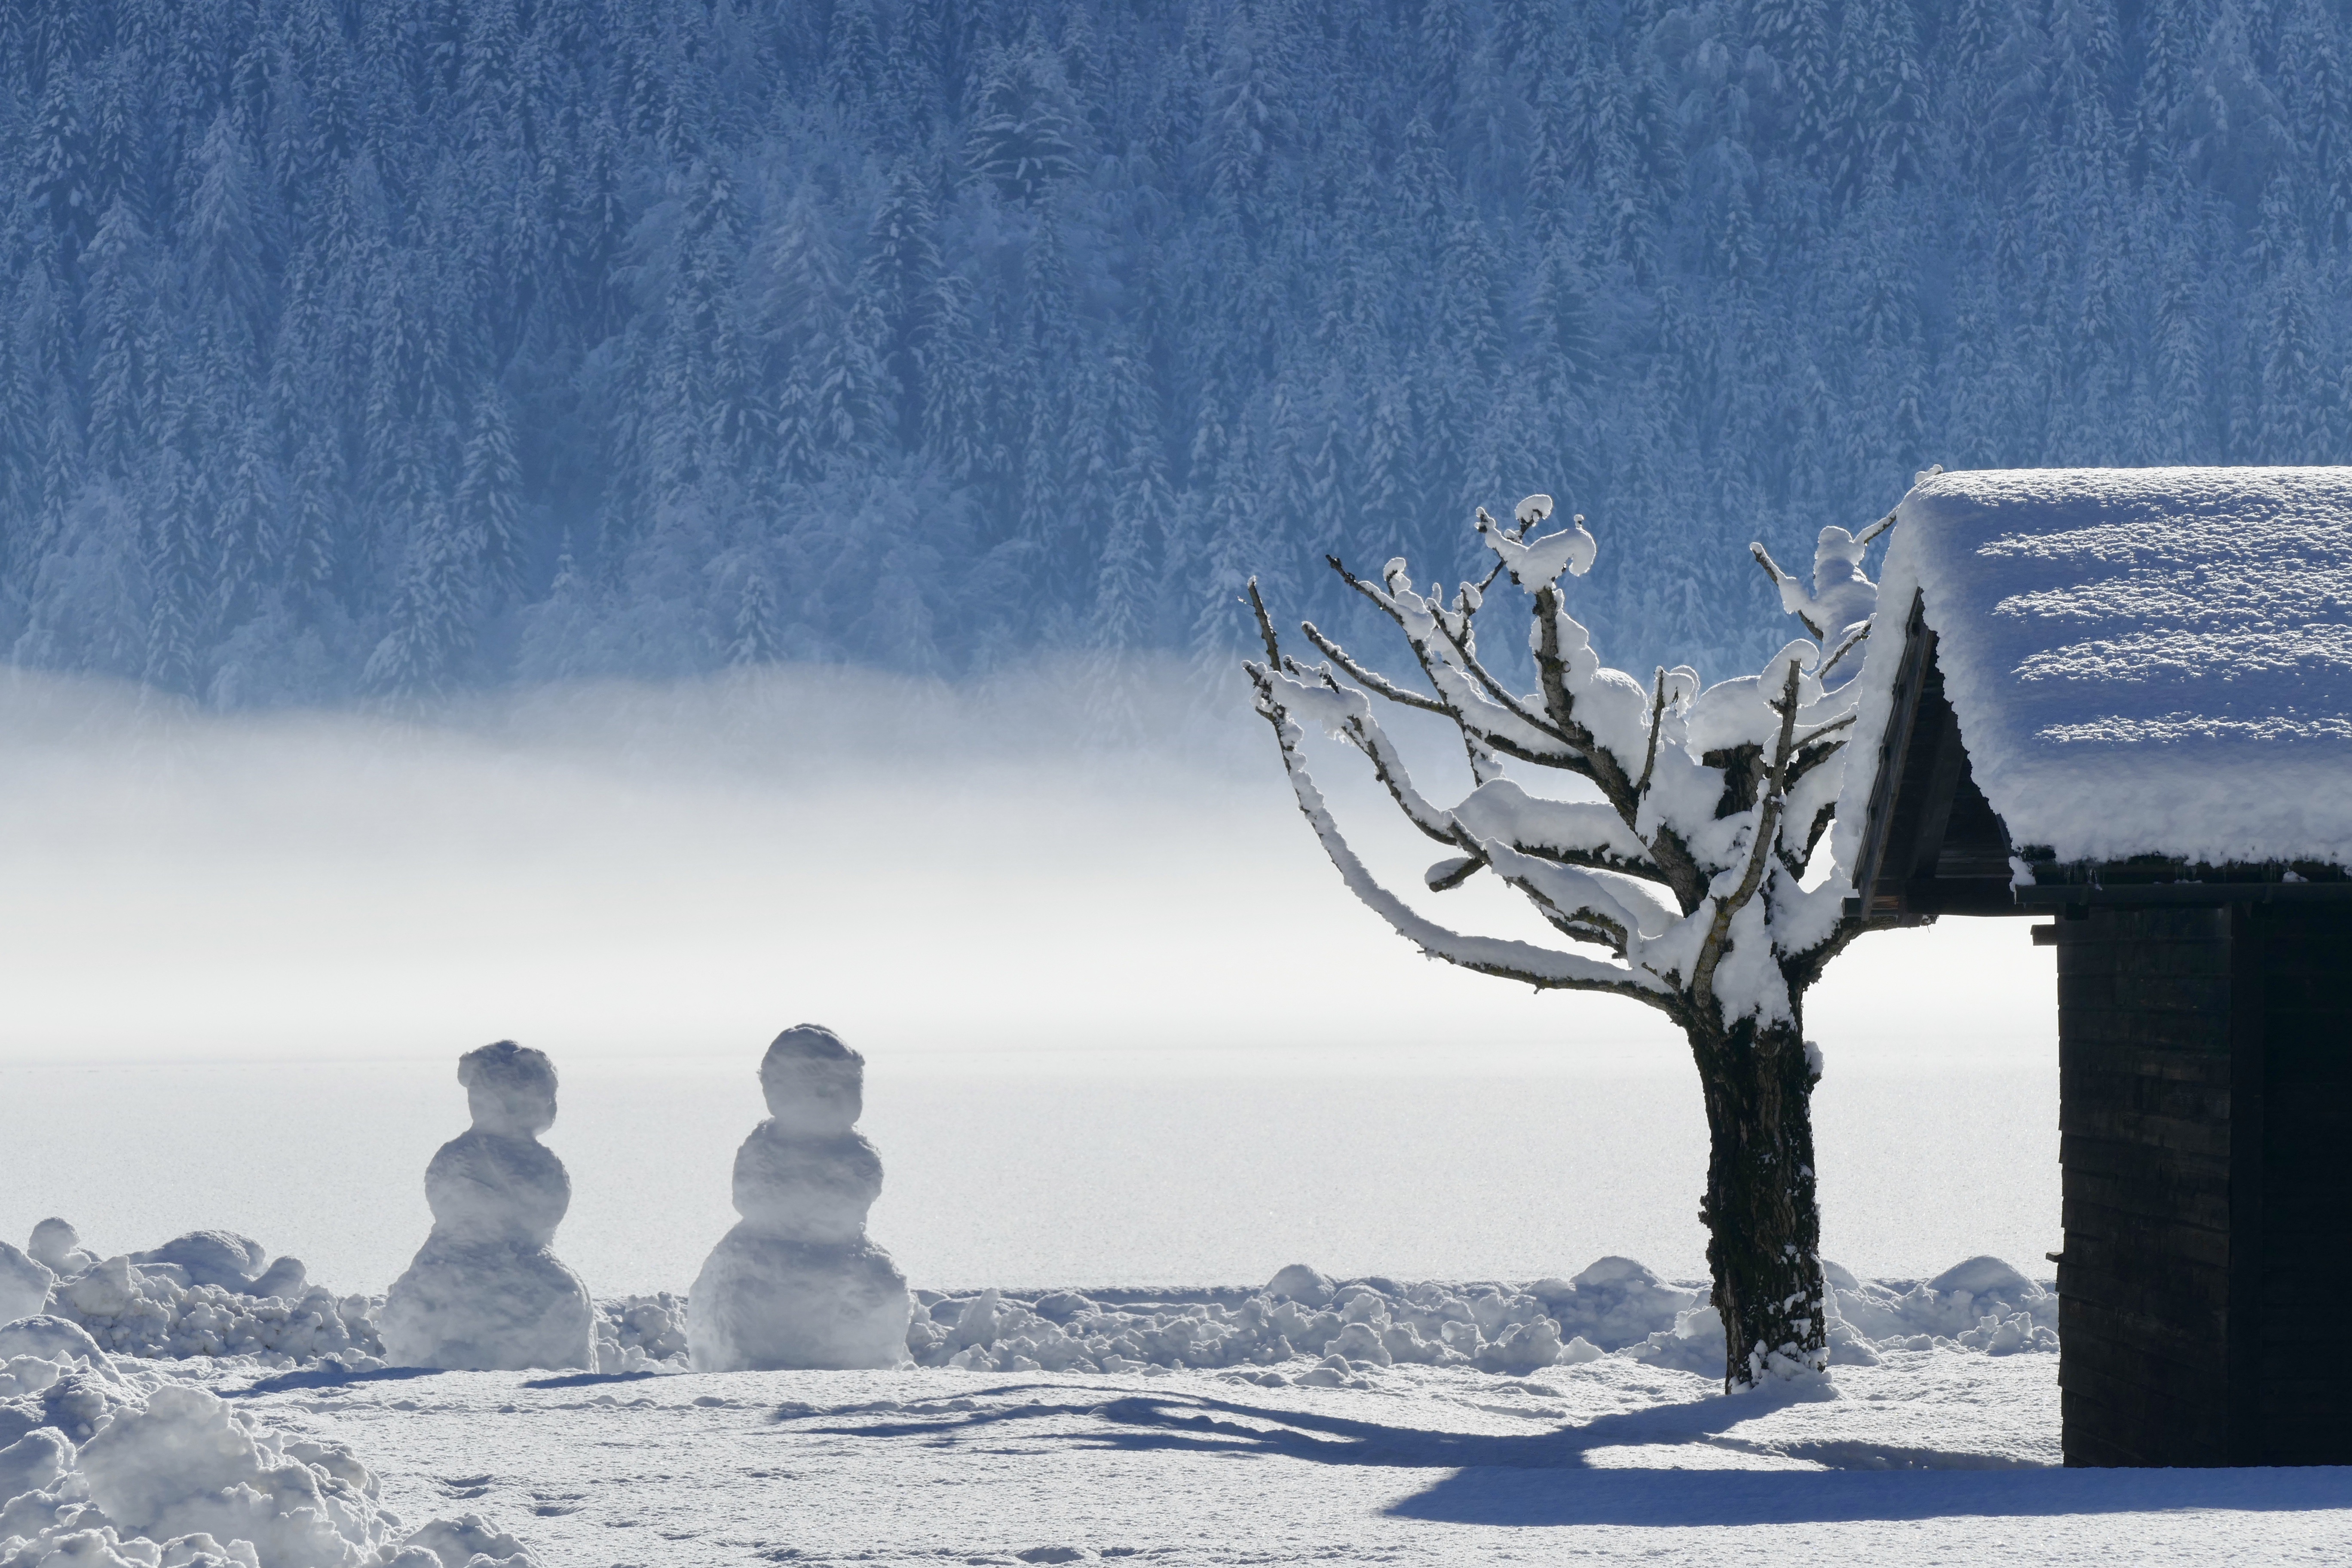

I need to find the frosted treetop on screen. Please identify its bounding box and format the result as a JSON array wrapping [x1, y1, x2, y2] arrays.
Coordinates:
[[1835, 467, 2352, 870]]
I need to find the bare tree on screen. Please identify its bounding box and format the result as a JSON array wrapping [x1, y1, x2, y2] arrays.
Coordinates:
[[1244, 494, 1897, 1390]]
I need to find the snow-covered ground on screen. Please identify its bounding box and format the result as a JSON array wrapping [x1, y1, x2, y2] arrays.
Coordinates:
[[194, 1353, 2352, 1565], [4, 668, 2333, 1566], [8, 1248, 2351, 1567]]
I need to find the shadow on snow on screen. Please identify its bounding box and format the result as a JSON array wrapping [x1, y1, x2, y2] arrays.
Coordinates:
[[780, 1382, 2352, 1527]]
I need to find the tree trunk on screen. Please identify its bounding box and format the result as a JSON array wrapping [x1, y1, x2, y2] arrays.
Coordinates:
[[1692, 1013, 1827, 1391]]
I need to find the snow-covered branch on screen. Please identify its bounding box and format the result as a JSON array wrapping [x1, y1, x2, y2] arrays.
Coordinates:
[[1253, 493, 1903, 1035], [1246, 663, 1671, 1003]]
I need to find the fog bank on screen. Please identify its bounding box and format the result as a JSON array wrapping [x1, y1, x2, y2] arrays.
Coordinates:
[[0, 661, 2053, 1074]]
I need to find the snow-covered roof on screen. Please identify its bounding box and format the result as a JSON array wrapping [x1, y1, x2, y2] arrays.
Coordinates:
[[1833, 467, 2352, 872]]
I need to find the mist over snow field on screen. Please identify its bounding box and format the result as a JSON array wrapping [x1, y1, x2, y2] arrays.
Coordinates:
[[0, 661, 2058, 1292], [2, 663, 2343, 1565]]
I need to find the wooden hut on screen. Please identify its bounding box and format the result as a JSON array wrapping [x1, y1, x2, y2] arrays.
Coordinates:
[[1836, 468, 2352, 1467]]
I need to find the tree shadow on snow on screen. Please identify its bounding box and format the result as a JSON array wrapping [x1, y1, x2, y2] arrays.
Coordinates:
[[786, 1384, 2352, 1527]]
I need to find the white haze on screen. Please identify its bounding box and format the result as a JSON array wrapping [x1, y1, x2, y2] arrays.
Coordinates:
[[0, 662, 2058, 1289]]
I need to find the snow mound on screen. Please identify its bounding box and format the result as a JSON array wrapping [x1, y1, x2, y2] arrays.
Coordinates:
[[0, 1253, 50, 1329], [591, 1296, 689, 1376], [0, 1333, 540, 1568], [903, 1256, 2058, 1381], [26, 1234, 382, 1372], [1528, 1257, 1706, 1351], [1836, 467, 2352, 870], [127, 1236, 272, 1296], [1830, 1260, 2059, 1355], [12, 1216, 685, 1381]]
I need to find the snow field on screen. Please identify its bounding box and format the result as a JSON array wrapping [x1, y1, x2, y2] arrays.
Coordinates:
[[7, 1231, 2348, 1566], [217, 1354, 2352, 1566], [6, 1216, 2110, 1568]]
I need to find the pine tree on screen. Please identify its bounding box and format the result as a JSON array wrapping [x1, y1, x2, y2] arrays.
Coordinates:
[[28, 70, 93, 270], [81, 199, 161, 478], [857, 164, 944, 449], [1828, 0, 1929, 200], [186, 111, 270, 360], [825, 0, 886, 132], [457, 385, 524, 603], [144, 456, 205, 694], [363, 494, 478, 697], [729, 570, 781, 665], [962, 32, 1085, 204]]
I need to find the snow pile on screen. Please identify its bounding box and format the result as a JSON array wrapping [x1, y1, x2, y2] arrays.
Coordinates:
[[0, 1328, 539, 1568], [688, 1026, 912, 1372], [590, 1296, 689, 1376], [904, 1255, 2059, 1382], [16, 1218, 690, 1380], [1836, 466, 2352, 870], [1826, 1257, 2060, 1356], [16, 1224, 382, 1373], [380, 1044, 594, 1373]]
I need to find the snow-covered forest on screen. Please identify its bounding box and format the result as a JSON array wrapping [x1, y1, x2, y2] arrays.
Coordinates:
[[1, 0, 2346, 703]]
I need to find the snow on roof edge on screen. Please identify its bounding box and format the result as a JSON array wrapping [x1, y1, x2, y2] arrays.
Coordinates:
[[1833, 467, 2352, 873]]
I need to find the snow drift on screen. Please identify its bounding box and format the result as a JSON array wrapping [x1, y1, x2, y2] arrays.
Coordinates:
[[904, 1254, 2058, 1384], [11, 1207, 2055, 1388], [0, 1328, 542, 1568]]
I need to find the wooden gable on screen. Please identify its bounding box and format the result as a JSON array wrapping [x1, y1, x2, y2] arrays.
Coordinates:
[[1845, 592, 2024, 920]]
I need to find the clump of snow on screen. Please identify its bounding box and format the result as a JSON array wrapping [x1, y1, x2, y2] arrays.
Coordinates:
[[128, 1236, 271, 1297], [0, 1329, 539, 1568], [591, 1296, 689, 1376], [0, 1253, 49, 1328], [1528, 1257, 1706, 1350], [1262, 1265, 1335, 1306], [24, 1228, 95, 1282], [899, 1255, 2058, 1383], [1835, 467, 2352, 870], [390, 1514, 536, 1568], [688, 1026, 912, 1372], [379, 1043, 594, 1373]]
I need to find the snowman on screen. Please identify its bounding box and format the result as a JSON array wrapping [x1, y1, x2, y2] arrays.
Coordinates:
[[380, 1041, 594, 1370], [689, 1025, 911, 1370]]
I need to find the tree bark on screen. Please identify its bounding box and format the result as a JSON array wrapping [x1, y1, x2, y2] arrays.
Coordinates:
[[1692, 1012, 1827, 1390]]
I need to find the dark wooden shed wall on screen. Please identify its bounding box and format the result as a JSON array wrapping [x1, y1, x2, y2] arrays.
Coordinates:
[[2055, 904, 2352, 1466]]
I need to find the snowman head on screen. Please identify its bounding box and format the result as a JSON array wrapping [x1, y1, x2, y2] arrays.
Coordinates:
[[460, 1040, 560, 1138], [759, 1024, 864, 1133]]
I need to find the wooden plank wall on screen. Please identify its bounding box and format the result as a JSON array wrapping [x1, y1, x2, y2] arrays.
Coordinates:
[[2057, 903, 2352, 1467], [2055, 906, 2237, 1466], [2255, 905, 2352, 1464]]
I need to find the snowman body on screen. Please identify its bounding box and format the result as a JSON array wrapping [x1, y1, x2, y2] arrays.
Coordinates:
[[381, 1042, 594, 1370], [689, 1026, 910, 1370]]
